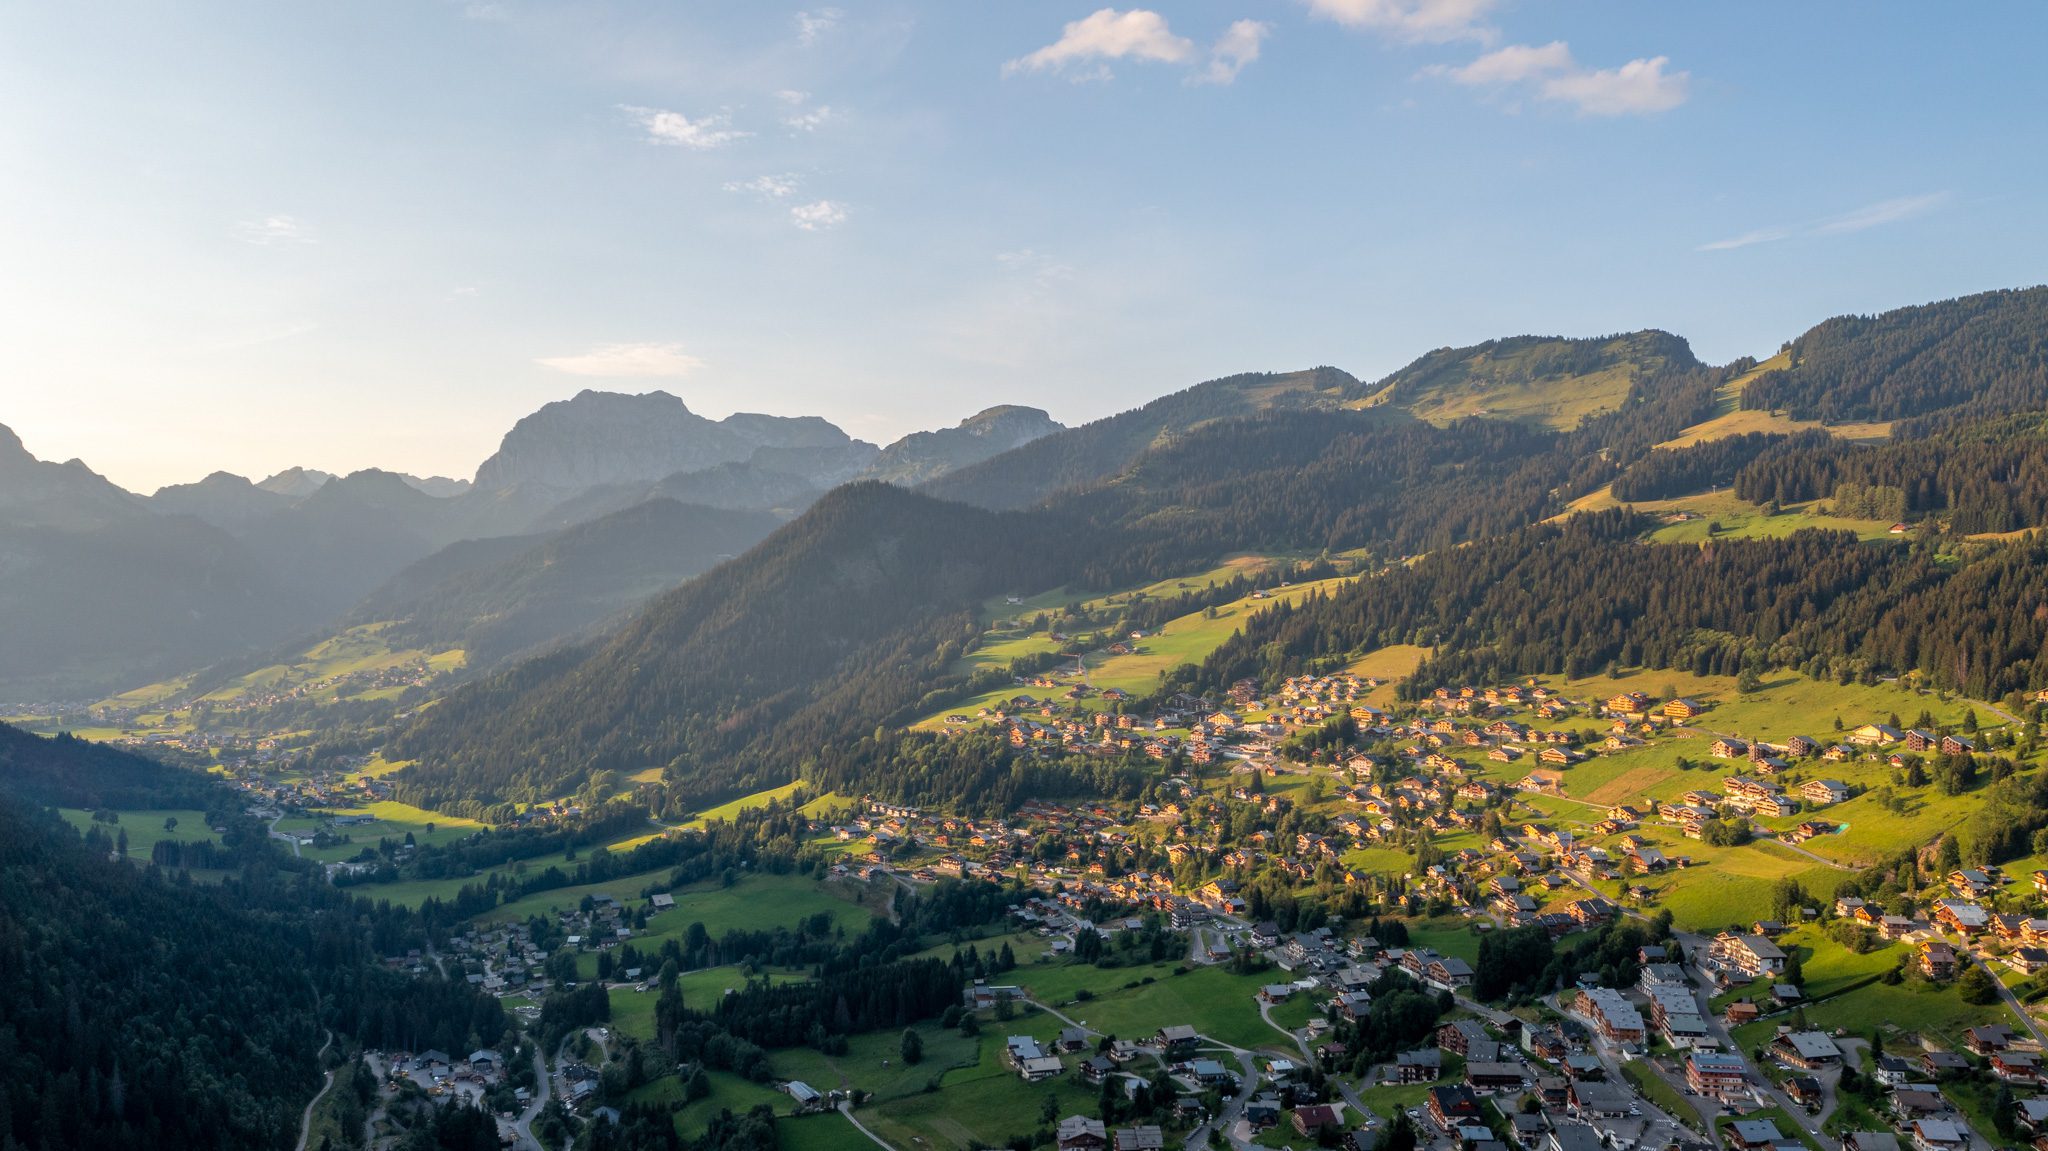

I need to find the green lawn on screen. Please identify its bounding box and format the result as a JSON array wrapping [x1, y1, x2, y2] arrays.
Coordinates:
[[1019, 964, 1284, 1052], [776, 1114, 881, 1151], [1731, 975, 2006, 1054], [627, 1069, 791, 1138], [1621, 1059, 1693, 1126], [58, 807, 221, 858], [772, 1022, 981, 1102], [855, 1021, 1103, 1151]]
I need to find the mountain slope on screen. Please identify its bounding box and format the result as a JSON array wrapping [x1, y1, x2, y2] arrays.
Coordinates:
[[389, 482, 1085, 811], [920, 367, 1356, 510], [357, 497, 782, 666], [471, 389, 876, 494], [861, 405, 1063, 485], [148, 470, 295, 532], [0, 424, 146, 529], [1741, 285, 2048, 426], [1354, 329, 1701, 429]]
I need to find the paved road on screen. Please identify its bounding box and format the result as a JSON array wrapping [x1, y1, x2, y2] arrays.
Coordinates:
[[510, 1040, 562, 1151], [838, 1100, 903, 1151], [1978, 955, 2048, 1045], [295, 1031, 335, 1151]]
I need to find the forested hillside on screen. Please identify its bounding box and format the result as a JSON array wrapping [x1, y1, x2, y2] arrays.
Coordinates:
[[1178, 509, 2048, 704], [920, 366, 1356, 510], [388, 483, 1089, 815], [1742, 286, 2048, 427], [0, 725, 510, 1151]]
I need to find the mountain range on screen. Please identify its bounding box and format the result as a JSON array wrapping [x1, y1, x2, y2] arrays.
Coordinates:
[[0, 394, 1061, 700], [388, 286, 2048, 819]]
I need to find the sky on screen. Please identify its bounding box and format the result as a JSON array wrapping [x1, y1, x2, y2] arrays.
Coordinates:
[[2, 2, 2045, 493]]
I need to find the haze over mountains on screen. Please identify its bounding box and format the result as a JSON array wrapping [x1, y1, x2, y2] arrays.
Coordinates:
[[11, 286, 2048, 724], [0, 392, 1062, 699]]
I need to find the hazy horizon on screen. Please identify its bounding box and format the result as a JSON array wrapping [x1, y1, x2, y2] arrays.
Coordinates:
[[4, 1, 2045, 491]]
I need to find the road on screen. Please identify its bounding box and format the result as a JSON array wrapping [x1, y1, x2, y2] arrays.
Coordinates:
[[838, 1100, 903, 1151], [509, 1039, 562, 1151], [295, 1031, 335, 1151], [1978, 955, 2048, 1045], [269, 813, 303, 858]]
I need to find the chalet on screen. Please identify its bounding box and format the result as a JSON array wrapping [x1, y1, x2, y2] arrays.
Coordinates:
[[1921, 1051, 1970, 1078], [1785, 1076, 1823, 1108], [1711, 738, 1751, 760], [1850, 723, 1903, 747], [1113, 1128, 1165, 1151], [1607, 691, 1653, 716], [1933, 900, 1990, 935], [1686, 1051, 1748, 1100], [1157, 1024, 1200, 1054], [1427, 1085, 1483, 1132], [1665, 698, 1707, 721], [1801, 779, 1851, 806], [1708, 932, 1787, 978], [1726, 1120, 1785, 1151], [1395, 1047, 1444, 1083], [1057, 1115, 1109, 1151], [1904, 729, 1940, 753], [1908, 1120, 1967, 1151], [2008, 946, 2048, 974], [1574, 987, 1645, 1045], [1941, 735, 1974, 756], [1294, 1105, 1344, 1137], [1991, 1051, 2040, 1083], [1466, 1063, 1528, 1092], [1439, 1021, 1493, 1055], [1773, 1031, 1843, 1069]]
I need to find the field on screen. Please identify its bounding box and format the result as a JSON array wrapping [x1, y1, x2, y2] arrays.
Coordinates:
[[1730, 974, 2006, 1054], [1013, 962, 1288, 1052], [915, 571, 1354, 730], [853, 1013, 1104, 1151], [58, 807, 221, 857], [277, 800, 487, 863], [626, 1068, 791, 1138]]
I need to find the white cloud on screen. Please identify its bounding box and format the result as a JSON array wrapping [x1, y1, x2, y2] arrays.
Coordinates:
[[1438, 42, 1688, 116], [232, 215, 314, 246], [1005, 9, 1196, 78], [783, 105, 839, 132], [795, 9, 842, 46], [1303, 0, 1498, 44], [1699, 192, 1950, 252], [1540, 55, 1688, 116], [774, 89, 811, 106], [724, 174, 801, 199], [536, 342, 705, 377], [1445, 40, 1571, 86], [619, 104, 750, 149], [1195, 20, 1270, 85], [790, 200, 848, 231], [1813, 192, 1951, 236]]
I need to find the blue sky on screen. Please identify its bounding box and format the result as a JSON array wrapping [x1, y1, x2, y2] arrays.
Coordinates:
[[2, 2, 2043, 491]]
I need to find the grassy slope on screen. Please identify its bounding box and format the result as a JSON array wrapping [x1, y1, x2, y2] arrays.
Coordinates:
[[58, 807, 221, 857]]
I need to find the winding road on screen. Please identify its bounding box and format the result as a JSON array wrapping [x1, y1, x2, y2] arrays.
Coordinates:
[[294, 1031, 335, 1151]]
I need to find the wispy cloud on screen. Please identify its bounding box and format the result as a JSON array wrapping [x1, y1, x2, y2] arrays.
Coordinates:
[[1006, 9, 1267, 85], [724, 174, 801, 200], [1436, 41, 1688, 116], [774, 89, 811, 106], [619, 104, 751, 149], [790, 200, 848, 231], [1195, 20, 1270, 86], [1302, 0, 1498, 44], [783, 105, 838, 132], [1005, 9, 1195, 80], [536, 342, 704, 377], [794, 8, 842, 46], [232, 215, 314, 246], [1699, 192, 1951, 252]]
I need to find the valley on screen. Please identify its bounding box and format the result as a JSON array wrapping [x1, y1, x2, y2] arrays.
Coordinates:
[[12, 288, 2048, 1151]]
